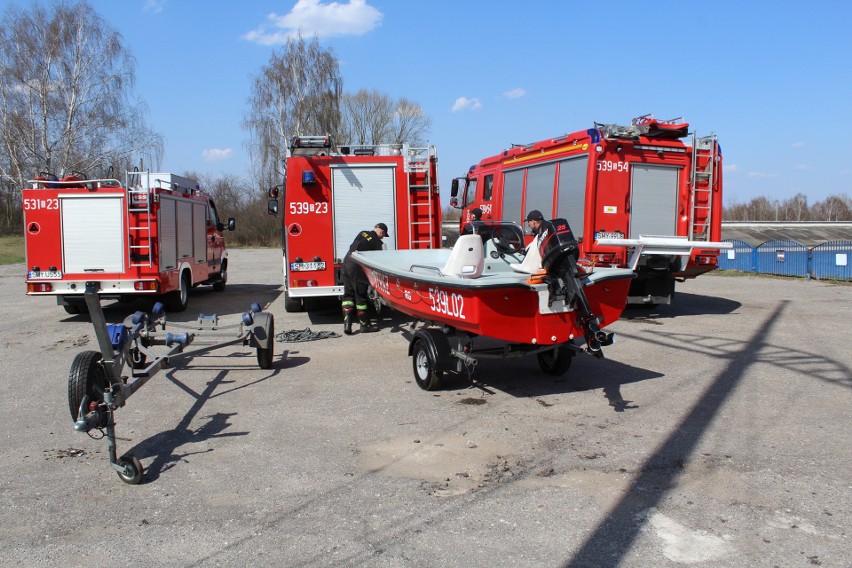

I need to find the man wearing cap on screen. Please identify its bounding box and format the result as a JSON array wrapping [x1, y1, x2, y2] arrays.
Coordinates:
[[525, 209, 552, 260], [461, 207, 492, 243], [341, 223, 388, 334]]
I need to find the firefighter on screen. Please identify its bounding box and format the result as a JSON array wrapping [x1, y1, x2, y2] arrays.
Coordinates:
[[526, 209, 546, 245], [461, 207, 491, 242], [460, 207, 483, 235], [341, 223, 388, 334]]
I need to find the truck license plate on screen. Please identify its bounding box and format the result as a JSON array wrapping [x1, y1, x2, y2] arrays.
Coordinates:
[[594, 231, 625, 240], [28, 270, 62, 279], [290, 262, 326, 271]]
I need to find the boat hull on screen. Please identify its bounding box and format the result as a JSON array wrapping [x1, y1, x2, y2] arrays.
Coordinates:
[[359, 258, 633, 346]]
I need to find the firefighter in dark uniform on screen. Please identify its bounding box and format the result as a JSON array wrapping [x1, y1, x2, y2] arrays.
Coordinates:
[[341, 222, 388, 334], [461, 207, 491, 243]]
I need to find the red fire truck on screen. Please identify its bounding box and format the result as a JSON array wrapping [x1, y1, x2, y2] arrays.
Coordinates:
[[450, 115, 727, 305], [267, 135, 442, 312], [23, 171, 234, 314]]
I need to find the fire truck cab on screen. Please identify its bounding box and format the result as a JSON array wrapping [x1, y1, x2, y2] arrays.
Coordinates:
[[267, 135, 442, 312], [23, 171, 234, 314], [450, 116, 726, 305]]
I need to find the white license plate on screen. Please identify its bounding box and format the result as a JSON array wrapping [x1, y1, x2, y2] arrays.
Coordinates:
[[595, 232, 625, 240], [28, 270, 62, 279], [290, 262, 326, 271]]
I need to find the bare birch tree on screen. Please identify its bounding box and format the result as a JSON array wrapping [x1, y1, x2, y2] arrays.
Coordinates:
[[244, 33, 342, 190], [0, 0, 162, 231], [340, 90, 431, 146]]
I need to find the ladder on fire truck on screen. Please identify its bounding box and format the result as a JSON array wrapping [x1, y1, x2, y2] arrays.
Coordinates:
[[126, 170, 153, 268], [689, 134, 718, 241], [406, 145, 437, 249]]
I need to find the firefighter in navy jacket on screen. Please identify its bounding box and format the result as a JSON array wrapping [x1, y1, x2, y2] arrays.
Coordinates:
[[341, 223, 388, 334]]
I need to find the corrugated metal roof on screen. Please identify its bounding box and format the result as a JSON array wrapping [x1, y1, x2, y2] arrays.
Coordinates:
[[722, 222, 852, 248]]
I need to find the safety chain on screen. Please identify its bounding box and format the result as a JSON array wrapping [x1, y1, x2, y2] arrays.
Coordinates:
[[275, 328, 340, 342]]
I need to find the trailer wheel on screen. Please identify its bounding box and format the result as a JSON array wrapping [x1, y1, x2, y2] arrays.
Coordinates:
[[116, 455, 144, 485], [68, 351, 108, 421], [412, 338, 443, 391], [284, 290, 303, 313], [165, 272, 190, 312], [537, 346, 574, 376], [256, 317, 274, 369], [212, 260, 227, 292]]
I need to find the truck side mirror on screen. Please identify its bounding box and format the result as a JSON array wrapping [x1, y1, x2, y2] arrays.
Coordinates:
[[450, 179, 459, 197], [268, 187, 280, 199], [227, 217, 236, 231], [267, 199, 279, 216]]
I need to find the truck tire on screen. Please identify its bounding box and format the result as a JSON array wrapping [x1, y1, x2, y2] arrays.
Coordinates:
[[212, 260, 227, 292], [165, 272, 190, 312], [284, 290, 303, 313]]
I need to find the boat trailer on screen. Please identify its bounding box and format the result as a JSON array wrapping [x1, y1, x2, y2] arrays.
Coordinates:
[[69, 284, 275, 484], [406, 321, 606, 391]]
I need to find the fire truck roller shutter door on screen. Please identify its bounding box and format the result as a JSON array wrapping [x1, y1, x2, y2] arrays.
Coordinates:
[[61, 196, 125, 273], [332, 166, 397, 261], [555, 155, 589, 239], [525, 162, 557, 223], [159, 198, 178, 270], [629, 164, 679, 239]]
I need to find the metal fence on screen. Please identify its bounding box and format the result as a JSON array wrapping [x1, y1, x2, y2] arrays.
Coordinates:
[[720, 239, 852, 281]]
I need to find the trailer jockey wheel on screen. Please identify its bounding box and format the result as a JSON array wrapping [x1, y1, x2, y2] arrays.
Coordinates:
[[116, 455, 144, 485]]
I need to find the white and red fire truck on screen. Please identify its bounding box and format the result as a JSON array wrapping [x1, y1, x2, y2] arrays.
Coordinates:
[[267, 135, 442, 312], [451, 115, 727, 305], [23, 171, 234, 314]]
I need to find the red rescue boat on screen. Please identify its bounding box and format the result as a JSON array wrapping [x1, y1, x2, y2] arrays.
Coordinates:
[[351, 219, 636, 391]]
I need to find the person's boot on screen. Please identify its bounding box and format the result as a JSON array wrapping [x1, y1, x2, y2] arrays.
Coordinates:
[[343, 311, 353, 335], [359, 320, 378, 333]]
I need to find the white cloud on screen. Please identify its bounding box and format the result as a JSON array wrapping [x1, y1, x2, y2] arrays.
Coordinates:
[[794, 164, 810, 170], [452, 97, 482, 112], [202, 148, 233, 162], [747, 171, 777, 179], [724, 164, 739, 173], [243, 0, 382, 45], [143, 0, 166, 13], [790, 141, 804, 148], [503, 88, 526, 99]]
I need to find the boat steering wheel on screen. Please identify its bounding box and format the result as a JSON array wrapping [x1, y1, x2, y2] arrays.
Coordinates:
[[490, 226, 524, 255]]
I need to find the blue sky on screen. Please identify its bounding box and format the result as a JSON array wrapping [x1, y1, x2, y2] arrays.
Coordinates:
[[27, 0, 852, 205]]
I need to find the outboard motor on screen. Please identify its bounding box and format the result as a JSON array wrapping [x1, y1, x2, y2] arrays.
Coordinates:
[[539, 218, 608, 354]]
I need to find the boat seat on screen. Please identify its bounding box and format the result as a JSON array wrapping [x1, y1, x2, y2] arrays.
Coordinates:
[[442, 234, 485, 278], [510, 241, 544, 274]]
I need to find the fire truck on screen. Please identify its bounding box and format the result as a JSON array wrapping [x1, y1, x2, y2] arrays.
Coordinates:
[[450, 115, 727, 305], [267, 135, 442, 312], [23, 171, 234, 314]]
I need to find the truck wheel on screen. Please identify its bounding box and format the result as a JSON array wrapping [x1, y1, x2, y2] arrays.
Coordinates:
[[165, 272, 190, 312], [212, 261, 227, 292], [412, 338, 443, 391], [537, 346, 574, 376], [63, 303, 82, 315], [68, 351, 108, 421], [284, 290, 303, 313]]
